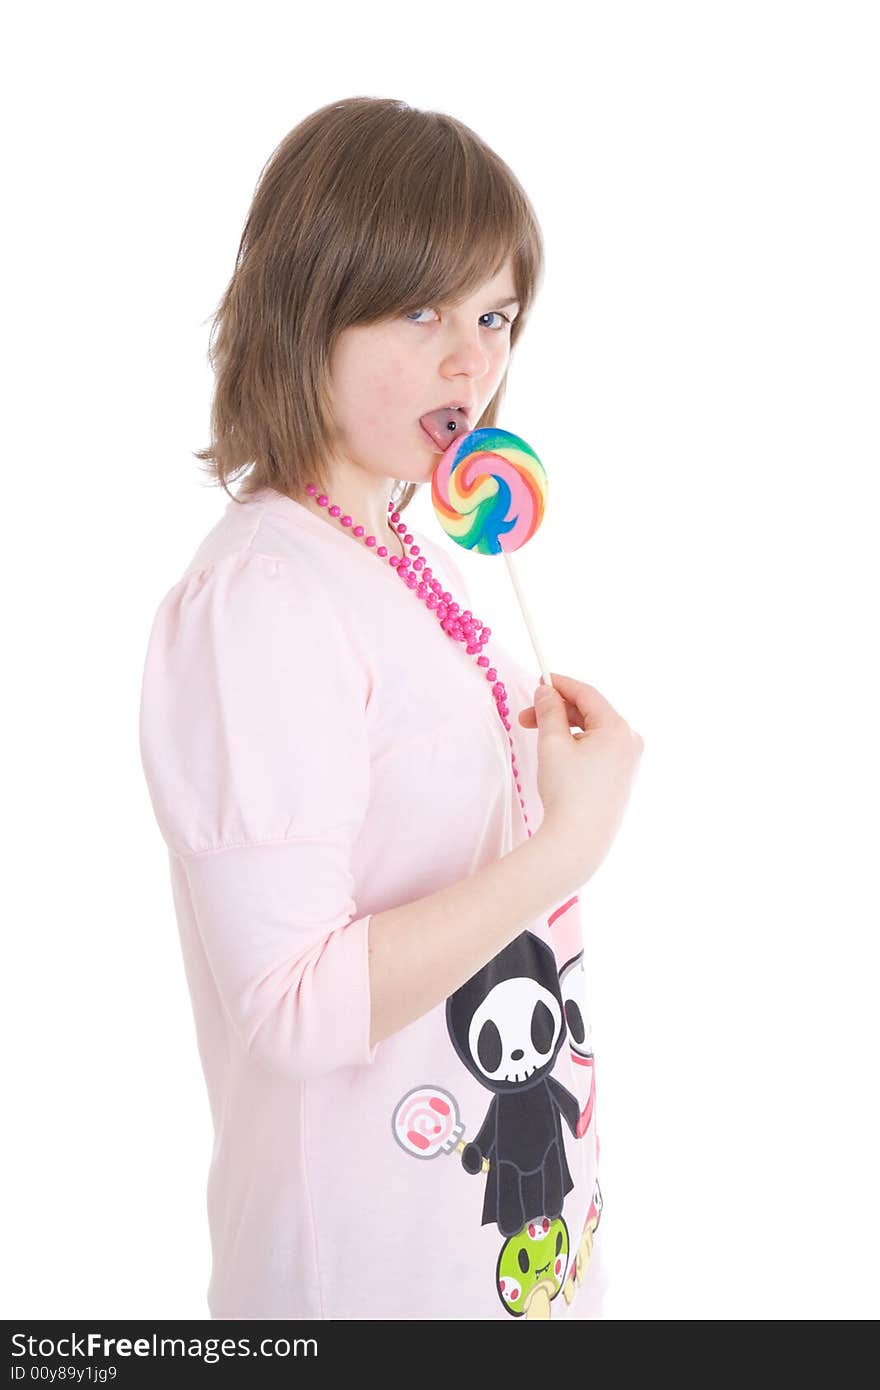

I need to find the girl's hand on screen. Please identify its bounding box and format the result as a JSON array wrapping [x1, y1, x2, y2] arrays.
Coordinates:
[[518, 671, 644, 895]]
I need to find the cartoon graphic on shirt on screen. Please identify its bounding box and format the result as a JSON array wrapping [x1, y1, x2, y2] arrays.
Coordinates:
[[445, 931, 581, 1236], [391, 1084, 490, 1171], [549, 892, 602, 1307], [562, 1178, 603, 1307], [559, 949, 596, 1136], [391, 916, 604, 1318], [549, 894, 597, 1137], [496, 1213, 570, 1318]]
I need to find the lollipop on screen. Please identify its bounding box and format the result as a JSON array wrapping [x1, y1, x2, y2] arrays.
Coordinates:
[[430, 426, 546, 555], [430, 425, 551, 684], [391, 1085, 490, 1172]]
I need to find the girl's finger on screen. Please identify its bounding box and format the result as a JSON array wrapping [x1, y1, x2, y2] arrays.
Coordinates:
[[517, 699, 586, 730]]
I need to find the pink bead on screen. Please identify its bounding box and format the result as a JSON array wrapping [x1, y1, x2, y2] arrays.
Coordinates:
[[300, 480, 533, 843]]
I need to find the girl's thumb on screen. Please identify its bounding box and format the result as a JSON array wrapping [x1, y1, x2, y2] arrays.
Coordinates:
[[533, 683, 561, 722]]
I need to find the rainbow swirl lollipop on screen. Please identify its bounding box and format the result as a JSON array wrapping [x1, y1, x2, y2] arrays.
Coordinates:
[[431, 427, 547, 556], [431, 425, 551, 686]]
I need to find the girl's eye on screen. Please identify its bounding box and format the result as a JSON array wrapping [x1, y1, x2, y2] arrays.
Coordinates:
[[404, 308, 512, 330]]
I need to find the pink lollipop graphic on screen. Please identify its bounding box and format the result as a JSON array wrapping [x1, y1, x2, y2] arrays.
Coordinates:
[[391, 1086, 490, 1173], [428, 424, 551, 684]]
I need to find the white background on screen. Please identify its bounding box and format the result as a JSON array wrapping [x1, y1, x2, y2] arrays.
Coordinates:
[[3, 1, 877, 1320]]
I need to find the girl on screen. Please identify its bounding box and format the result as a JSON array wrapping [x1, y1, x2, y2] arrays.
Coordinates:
[[138, 96, 643, 1321]]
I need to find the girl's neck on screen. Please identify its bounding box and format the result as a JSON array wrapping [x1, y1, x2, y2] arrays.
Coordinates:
[[239, 475, 407, 559]]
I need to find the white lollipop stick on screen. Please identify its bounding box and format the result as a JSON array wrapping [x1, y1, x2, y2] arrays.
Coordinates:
[[503, 550, 552, 688]]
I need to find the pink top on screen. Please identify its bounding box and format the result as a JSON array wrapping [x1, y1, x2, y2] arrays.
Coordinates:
[[138, 484, 604, 1321]]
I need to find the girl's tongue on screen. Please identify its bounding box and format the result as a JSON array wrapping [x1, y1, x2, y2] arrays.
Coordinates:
[[419, 407, 468, 451]]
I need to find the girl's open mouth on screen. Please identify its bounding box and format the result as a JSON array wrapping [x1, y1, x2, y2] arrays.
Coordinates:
[[419, 406, 469, 451]]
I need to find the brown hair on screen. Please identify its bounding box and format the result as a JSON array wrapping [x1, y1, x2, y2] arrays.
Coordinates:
[[193, 96, 544, 516]]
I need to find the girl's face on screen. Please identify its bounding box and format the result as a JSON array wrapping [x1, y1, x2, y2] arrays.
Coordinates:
[[326, 257, 519, 486]]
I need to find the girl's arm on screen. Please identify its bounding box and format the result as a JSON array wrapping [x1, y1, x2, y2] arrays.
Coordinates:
[[367, 829, 560, 1047]]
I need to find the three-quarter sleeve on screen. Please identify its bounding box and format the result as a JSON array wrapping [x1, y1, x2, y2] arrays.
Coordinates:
[[138, 548, 379, 1080]]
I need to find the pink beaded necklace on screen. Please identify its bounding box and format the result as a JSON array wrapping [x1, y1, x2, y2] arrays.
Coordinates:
[[303, 481, 533, 839]]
